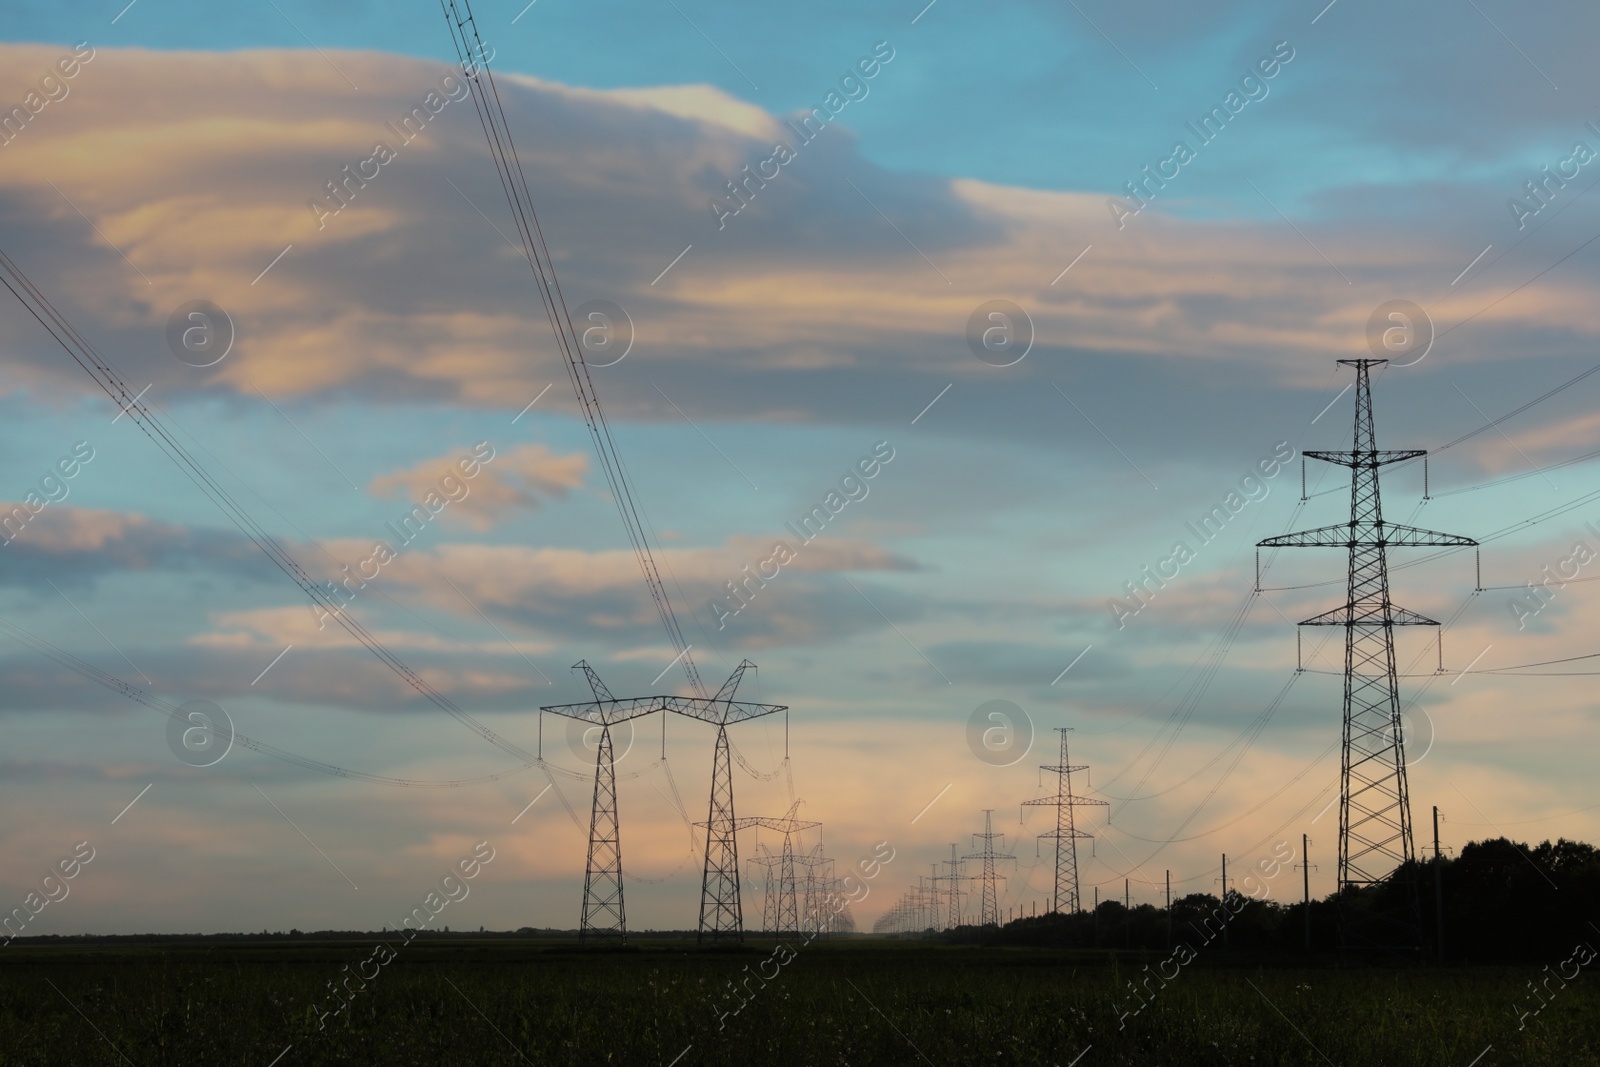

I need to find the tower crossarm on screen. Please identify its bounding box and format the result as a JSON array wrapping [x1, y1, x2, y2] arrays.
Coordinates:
[[1303, 448, 1425, 468], [539, 698, 667, 727], [542, 695, 785, 726], [1299, 604, 1440, 627], [1260, 522, 1477, 549], [662, 696, 787, 726], [702, 815, 821, 834], [1023, 792, 1107, 807]]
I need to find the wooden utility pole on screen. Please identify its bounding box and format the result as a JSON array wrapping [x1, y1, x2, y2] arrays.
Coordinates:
[[1221, 853, 1229, 948], [1433, 806, 1445, 964], [1165, 869, 1172, 950], [1295, 834, 1317, 953]]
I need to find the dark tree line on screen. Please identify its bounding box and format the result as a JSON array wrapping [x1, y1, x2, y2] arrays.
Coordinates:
[[950, 837, 1600, 963]]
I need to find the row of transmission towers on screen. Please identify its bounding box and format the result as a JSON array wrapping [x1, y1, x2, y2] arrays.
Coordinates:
[[542, 361, 1452, 956], [885, 360, 1467, 960], [869, 730, 1111, 934]]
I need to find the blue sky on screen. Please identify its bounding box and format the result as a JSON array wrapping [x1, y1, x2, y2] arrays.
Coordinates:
[[1, 1, 1599, 935]]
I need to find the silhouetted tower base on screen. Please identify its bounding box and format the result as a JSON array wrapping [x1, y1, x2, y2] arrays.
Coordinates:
[[698, 725, 741, 941], [1259, 359, 1476, 960], [580, 724, 625, 942]]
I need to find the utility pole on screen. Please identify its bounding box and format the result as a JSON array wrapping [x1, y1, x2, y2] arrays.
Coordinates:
[[1296, 834, 1317, 953], [1258, 358, 1476, 958], [1125, 878, 1131, 948], [1165, 869, 1172, 950], [1433, 806, 1445, 964], [1220, 853, 1229, 948]]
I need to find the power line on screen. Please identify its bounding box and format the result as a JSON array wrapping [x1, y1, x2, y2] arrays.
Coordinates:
[[437, 0, 704, 698]]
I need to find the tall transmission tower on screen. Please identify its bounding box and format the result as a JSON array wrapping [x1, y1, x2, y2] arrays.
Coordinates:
[[542, 662, 785, 943], [964, 810, 1016, 927], [664, 660, 785, 944], [1258, 358, 1476, 953], [538, 663, 657, 943], [1022, 728, 1107, 915]]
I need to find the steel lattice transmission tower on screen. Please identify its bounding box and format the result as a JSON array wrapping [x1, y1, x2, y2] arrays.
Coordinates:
[[539, 662, 658, 943], [542, 661, 785, 944], [1258, 359, 1476, 945], [1023, 728, 1107, 915], [666, 660, 785, 945], [964, 810, 1015, 927]]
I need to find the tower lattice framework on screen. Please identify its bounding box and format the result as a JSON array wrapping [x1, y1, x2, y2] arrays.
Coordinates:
[[964, 810, 1015, 927], [1258, 358, 1476, 950], [1022, 727, 1107, 914]]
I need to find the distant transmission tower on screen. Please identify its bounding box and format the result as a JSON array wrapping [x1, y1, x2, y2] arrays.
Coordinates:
[[797, 845, 836, 936], [1258, 358, 1476, 953], [964, 810, 1015, 926], [702, 800, 818, 939], [942, 845, 964, 929], [747, 845, 781, 933], [1022, 728, 1107, 914]]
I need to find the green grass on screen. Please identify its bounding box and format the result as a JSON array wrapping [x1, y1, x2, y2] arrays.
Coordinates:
[[0, 938, 1595, 1065]]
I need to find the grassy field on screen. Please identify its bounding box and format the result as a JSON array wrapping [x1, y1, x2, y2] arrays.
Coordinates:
[[1, 937, 1595, 1065]]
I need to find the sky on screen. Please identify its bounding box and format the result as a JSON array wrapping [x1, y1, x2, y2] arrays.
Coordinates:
[[2, 0, 1600, 935]]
